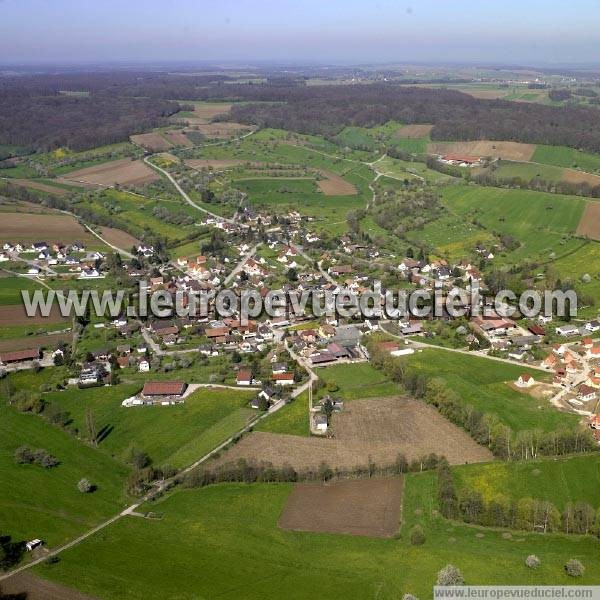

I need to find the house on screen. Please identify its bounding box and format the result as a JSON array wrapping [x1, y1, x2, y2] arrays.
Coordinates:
[[141, 381, 187, 398], [271, 362, 288, 375], [585, 320, 600, 333], [590, 414, 600, 430], [79, 267, 101, 279], [440, 154, 481, 167], [272, 372, 295, 386], [508, 349, 527, 361], [582, 337, 594, 349], [0, 347, 41, 365], [516, 374, 535, 388], [138, 359, 150, 372], [328, 265, 353, 277], [556, 325, 579, 337], [577, 384, 597, 402], [313, 414, 328, 433], [236, 369, 253, 386], [258, 387, 277, 403]]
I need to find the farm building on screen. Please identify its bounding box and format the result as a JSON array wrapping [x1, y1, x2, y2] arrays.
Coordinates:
[[141, 381, 187, 398], [0, 348, 42, 365], [236, 370, 254, 386], [440, 154, 482, 167]]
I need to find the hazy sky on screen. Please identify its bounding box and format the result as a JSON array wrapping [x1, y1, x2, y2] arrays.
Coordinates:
[[1, 0, 599, 66]]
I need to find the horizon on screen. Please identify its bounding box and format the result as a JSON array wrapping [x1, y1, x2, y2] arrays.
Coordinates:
[[2, 0, 600, 66]]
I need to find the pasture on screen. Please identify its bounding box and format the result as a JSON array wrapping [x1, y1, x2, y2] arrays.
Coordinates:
[[441, 185, 586, 263], [44, 386, 256, 469], [532, 145, 600, 173], [453, 454, 600, 510], [0, 403, 130, 547], [30, 477, 600, 599], [402, 348, 573, 433]]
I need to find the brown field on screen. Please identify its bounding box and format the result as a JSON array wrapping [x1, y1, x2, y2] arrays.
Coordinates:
[[317, 170, 357, 196], [1, 571, 98, 600], [98, 226, 140, 249], [0, 303, 69, 327], [162, 129, 193, 147], [190, 122, 252, 139], [0, 331, 71, 352], [130, 132, 173, 152], [61, 158, 159, 187], [0, 212, 96, 244], [562, 169, 600, 186], [427, 140, 536, 161], [187, 102, 232, 123], [576, 202, 600, 241], [279, 477, 403, 538], [5, 178, 71, 196], [186, 158, 247, 169], [214, 396, 493, 470], [395, 124, 433, 138]]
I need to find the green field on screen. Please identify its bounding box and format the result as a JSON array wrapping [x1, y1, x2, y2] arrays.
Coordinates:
[[317, 363, 398, 400], [33, 475, 600, 599], [0, 276, 44, 305], [0, 403, 130, 547], [533, 145, 600, 173], [489, 160, 565, 183], [44, 386, 256, 468], [255, 391, 310, 436], [403, 348, 573, 433], [453, 454, 600, 510], [441, 185, 585, 264]]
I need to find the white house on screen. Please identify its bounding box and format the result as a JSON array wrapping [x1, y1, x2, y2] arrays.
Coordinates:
[[516, 374, 535, 388], [138, 359, 150, 372]]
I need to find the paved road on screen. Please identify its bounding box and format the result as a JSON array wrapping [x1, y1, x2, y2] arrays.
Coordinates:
[[223, 243, 260, 286]]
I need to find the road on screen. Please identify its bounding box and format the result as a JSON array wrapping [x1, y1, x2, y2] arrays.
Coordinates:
[[223, 243, 260, 286]]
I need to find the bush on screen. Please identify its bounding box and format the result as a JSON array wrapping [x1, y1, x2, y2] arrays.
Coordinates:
[[77, 478, 94, 493], [409, 524, 426, 546], [14, 446, 59, 468], [525, 555, 540, 569], [402, 595, 418, 600], [565, 559, 585, 577], [437, 564, 464, 586], [14, 446, 35, 464]]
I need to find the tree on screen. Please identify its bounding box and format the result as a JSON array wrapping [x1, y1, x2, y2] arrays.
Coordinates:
[[525, 555, 540, 569], [565, 559, 585, 577], [409, 524, 426, 546], [436, 564, 464, 586], [77, 478, 94, 493], [321, 396, 334, 425]]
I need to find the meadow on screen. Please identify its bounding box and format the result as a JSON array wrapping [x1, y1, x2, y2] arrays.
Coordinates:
[[453, 454, 600, 510], [44, 386, 256, 468], [402, 348, 572, 433], [32, 474, 600, 599], [533, 145, 600, 173], [0, 403, 130, 547]]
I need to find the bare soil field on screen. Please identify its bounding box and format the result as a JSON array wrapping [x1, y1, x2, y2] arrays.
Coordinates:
[[192, 122, 252, 139], [279, 477, 403, 538], [0, 331, 71, 352], [317, 170, 358, 196], [189, 103, 232, 122], [0, 212, 96, 244], [162, 129, 193, 147], [214, 397, 493, 470], [576, 202, 600, 241], [98, 226, 140, 249], [427, 140, 536, 161], [1, 571, 98, 600], [186, 158, 248, 169], [130, 132, 173, 152], [5, 178, 71, 196], [395, 124, 433, 138], [562, 169, 600, 186], [0, 303, 69, 326], [60, 159, 159, 187]]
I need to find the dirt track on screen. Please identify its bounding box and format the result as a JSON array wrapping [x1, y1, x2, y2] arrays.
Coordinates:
[[214, 396, 493, 470], [279, 477, 403, 538]]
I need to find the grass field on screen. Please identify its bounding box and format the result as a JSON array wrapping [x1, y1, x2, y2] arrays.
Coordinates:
[[490, 160, 565, 183], [255, 391, 310, 437], [316, 363, 398, 400], [0, 276, 44, 305], [403, 348, 573, 433], [453, 454, 600, 510], [0, 403, 130, 547], [44, 386, 256, 468], [32, 476, 600, 599], [441, 185, 586, 264], [533, 145, 600, 173]]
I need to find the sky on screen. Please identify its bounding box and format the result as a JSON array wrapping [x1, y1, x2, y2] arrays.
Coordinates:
[[1, 0, 599, 66]]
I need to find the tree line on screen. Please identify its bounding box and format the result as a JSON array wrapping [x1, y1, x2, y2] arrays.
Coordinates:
[[438, 463, 600, 536], [368, 343, 597, 461]]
